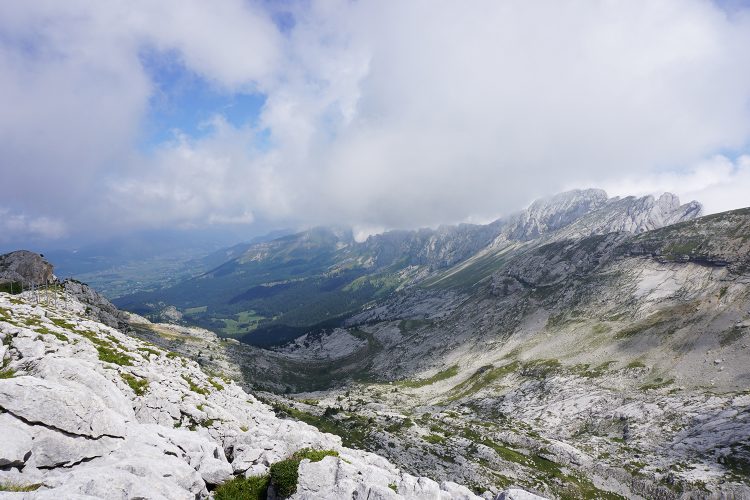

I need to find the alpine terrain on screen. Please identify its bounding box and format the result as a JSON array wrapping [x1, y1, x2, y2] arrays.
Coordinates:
[[2, 189, 749, 499]]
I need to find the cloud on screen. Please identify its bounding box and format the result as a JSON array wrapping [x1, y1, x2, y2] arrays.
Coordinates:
[[2, 0, 750, 243], [0, 208, 66, 244], [598, 154, 750, 215]]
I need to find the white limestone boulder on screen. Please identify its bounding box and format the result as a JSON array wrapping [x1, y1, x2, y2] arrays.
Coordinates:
[[0, 376, 127, 438]]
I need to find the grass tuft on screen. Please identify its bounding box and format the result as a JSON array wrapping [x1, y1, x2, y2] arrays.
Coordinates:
[[182, 374, 210, 395], [398, 365, 459, 388], [0, 482, 42, 492], [120, 372, 149, 396], [214, 475, 270, 500]]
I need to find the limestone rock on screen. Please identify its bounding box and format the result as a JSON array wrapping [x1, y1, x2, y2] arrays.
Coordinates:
[[0, 376, 127, 438], [495, 489, 548, 500], [0, 413, 33, 467], [0, 251, 54, 287]]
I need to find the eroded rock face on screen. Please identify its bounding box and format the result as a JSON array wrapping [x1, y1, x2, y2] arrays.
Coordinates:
[[0, 291, 522, 499], [0, 250, 54, 287], [62, 279, 130, 329]]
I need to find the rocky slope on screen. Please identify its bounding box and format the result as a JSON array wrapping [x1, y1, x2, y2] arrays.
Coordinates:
[[0, 286, 548, 499], [124, 207, 750, 499]]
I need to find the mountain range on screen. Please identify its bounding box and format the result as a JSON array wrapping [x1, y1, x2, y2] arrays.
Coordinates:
[[2, 188, 749, 499]]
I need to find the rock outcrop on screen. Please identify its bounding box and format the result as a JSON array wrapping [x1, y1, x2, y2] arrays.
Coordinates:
[[0, 251, 54, 287]]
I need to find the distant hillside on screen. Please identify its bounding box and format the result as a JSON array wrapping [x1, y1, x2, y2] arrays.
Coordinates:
[[114, 189, 701, 346]]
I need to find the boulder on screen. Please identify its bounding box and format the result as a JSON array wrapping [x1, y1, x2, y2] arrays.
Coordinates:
[[0, 376, 127, 438], [30, 356, 135, 420], [0, 251, 54, 287], [0, 413, 33, 466]]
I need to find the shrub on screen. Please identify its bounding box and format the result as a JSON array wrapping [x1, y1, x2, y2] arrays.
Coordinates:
[[269, 459, 299, 497], [214, 475, 270, 500]]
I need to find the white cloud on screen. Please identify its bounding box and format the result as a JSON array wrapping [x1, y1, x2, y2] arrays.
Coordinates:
[[2, 0, 750, 243], [0, 208, 66, 244], [599, 154, 750, 215]]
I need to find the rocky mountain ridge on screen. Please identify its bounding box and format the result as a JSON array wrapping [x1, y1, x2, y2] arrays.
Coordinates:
[[114, 189, 702, 347]]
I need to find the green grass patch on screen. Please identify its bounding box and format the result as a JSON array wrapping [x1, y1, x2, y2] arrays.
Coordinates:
[[35, 325, 69, 342], [446, 362, 519, 402], [0, 367, 16, 379], [76, 329, 133, 366], [137, 346, 161, 359], [50, 317, 76, 330], [182, 374, 210, 395], [626, 360, 647, 369], [640, 377, 674, 391], [209, 377, 225, 391], [521, 359, 562, 378], [0, 482, 41, 492], [423, 433, 446, 444], [120, 372, 149, 396], [214, 474, 270, 500], [399, 365, 459, 388]]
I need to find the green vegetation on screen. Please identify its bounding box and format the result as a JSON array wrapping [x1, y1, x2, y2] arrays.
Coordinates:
[[76, 329, 134, 366], [214, 475, 270, 500], [569, 361, 615, 378], [614, 303, 694, 339], [385, 417, 414, 433], [626, 360, 647, 369], [0, 482, 41, 492], [209, 377, 225, 391], [0, 281, 24, 295], [270, 448, 339, 498], [720, 326, 746, 347], [446, 362, 519, 402], [0, 366, 16, 379], [137, 346, 161, 358], [270, 401, 370, 449], [50, 317, 76, 330], [423, 433, 446, 444], [399, 365, 459, 388], [521, 359, 562, 378], [181, 374, 210, 395], [221, 310, 265, 336], [388, 482, 398, 492], [269, 459, 298, 497], [36, 326, 69, 342], [640, 377, 674, 391], [120, 372, 149, 396]]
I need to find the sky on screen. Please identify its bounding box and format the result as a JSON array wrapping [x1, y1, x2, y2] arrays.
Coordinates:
[[2, 0, 750, 247]]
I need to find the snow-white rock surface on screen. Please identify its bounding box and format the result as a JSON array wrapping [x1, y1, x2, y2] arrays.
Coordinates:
[[0, 291, 523, 499]]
